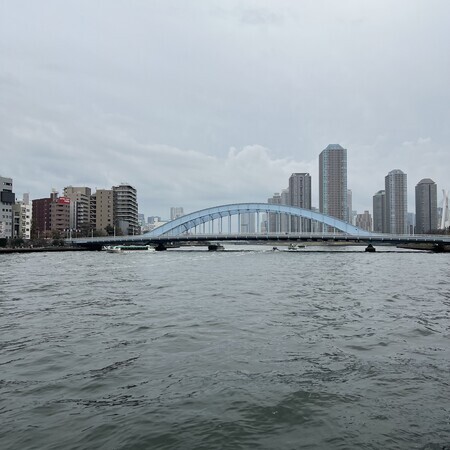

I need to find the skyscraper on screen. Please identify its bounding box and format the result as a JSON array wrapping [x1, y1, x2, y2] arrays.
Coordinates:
[[385, 169, 407, 234], [415, 178, 437, 233], [289, 173, 311, 231], [267, 192, 281, 233], [280, 188, 290, 233], [170, 207, 184, 220], [240, 213, 256, 233], [319, 144, 348, 222], [347, 189, 353, 225], [355, 210, 372, 232], [373, 190, 386, 233]]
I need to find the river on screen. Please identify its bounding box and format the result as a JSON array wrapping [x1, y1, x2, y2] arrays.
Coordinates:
[[1, 246, 449, 449]]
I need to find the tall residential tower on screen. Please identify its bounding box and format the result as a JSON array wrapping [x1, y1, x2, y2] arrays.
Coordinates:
[[415, 178, 437, 233], [372, 190, 386, 233], [289, 173, 311, 232], [319, 144, 348, 222], [385, 169, 407, 234]]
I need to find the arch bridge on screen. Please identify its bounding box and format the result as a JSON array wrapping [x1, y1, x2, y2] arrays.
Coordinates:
[[69, 203, 450, 250], [144, 203, 371, 237]]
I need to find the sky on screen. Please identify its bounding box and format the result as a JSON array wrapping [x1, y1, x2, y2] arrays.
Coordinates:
[[1, 0, 449, 219]]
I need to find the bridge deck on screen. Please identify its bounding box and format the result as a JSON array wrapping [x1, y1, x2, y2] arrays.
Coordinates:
[[68, 233, 450, 248]]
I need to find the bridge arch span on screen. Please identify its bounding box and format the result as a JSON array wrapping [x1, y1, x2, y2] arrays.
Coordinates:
[[144, 203, 372, 237]]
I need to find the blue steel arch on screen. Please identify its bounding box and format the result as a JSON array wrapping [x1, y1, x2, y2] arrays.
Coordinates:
[[144, 203, 372, 237]]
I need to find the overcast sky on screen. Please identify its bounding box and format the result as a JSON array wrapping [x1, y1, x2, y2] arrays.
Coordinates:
[[1, 0, 449, 218]]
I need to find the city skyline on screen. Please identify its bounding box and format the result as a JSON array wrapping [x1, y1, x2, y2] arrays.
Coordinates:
[[1, 1, 450, 217], [1, 153, 445, 225], [1, 169, 447, 239]]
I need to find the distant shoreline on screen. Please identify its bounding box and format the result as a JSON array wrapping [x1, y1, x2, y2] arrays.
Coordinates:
[[0, 247, 91, 254]]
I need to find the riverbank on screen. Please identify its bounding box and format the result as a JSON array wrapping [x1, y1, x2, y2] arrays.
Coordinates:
[[0, 246, 91, 254]]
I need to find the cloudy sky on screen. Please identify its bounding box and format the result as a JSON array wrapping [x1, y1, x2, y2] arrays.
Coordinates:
[[1, 0, 449, 218]]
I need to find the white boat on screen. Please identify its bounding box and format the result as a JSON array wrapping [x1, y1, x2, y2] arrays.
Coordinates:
[[102, 245, 155, 253], [287, 243, 305, 251]]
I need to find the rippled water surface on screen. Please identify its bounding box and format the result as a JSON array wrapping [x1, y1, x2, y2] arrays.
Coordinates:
[[1, 247, 450, 449]]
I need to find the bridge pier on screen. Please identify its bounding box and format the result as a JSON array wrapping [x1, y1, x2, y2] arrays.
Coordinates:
[[365, 244, 376, 252], [154, 244, 167, 251]]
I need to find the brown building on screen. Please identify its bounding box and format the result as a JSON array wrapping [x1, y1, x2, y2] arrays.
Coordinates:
[[32, 192, 70, 237], [90, 189, 114, 233]]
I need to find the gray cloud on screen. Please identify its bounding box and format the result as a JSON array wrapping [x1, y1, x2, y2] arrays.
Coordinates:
[[1, 0, 449, 217]]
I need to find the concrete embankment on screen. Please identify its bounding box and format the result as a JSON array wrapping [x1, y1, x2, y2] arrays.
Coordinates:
[[397, 243, 450, 252], [0, 247, 92, 254]]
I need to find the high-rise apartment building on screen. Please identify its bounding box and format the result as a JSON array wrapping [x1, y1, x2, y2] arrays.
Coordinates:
[[289, 173, 311, 232], [0, 176, 14, 238], [407, 212, 416, 235], [138, 213, 145, 227], [347, 190, 353, 225], [319, 144, 348, 222], [170, 207, 184, 220], [240, 213, 256, 233], [90, 189, 114, 233], [267, 192, 281, 232], [280, 188, 290, 233], [355, 210, 373, 231], [113, 184, 139, 235], [439, 190, 449, 229], [372, 190, 386, 233], [385, 169, 408, 234], [63, 186, 92, 233], [415, 178, 437, 233]]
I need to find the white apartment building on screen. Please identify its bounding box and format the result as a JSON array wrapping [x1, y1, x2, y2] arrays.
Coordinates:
[[13, 193, 32, 239]]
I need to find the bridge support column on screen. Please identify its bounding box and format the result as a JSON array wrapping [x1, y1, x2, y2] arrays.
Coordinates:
[[155, 244, 167, 251], [365, 244, 376, 252]]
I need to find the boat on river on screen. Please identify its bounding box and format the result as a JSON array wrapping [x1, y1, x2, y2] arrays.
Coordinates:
[[287, 243, 305, 251], [102, 245, 155, 253]]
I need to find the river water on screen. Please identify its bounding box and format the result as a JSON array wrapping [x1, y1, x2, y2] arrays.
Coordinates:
[[1, 246, 449, 449]]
